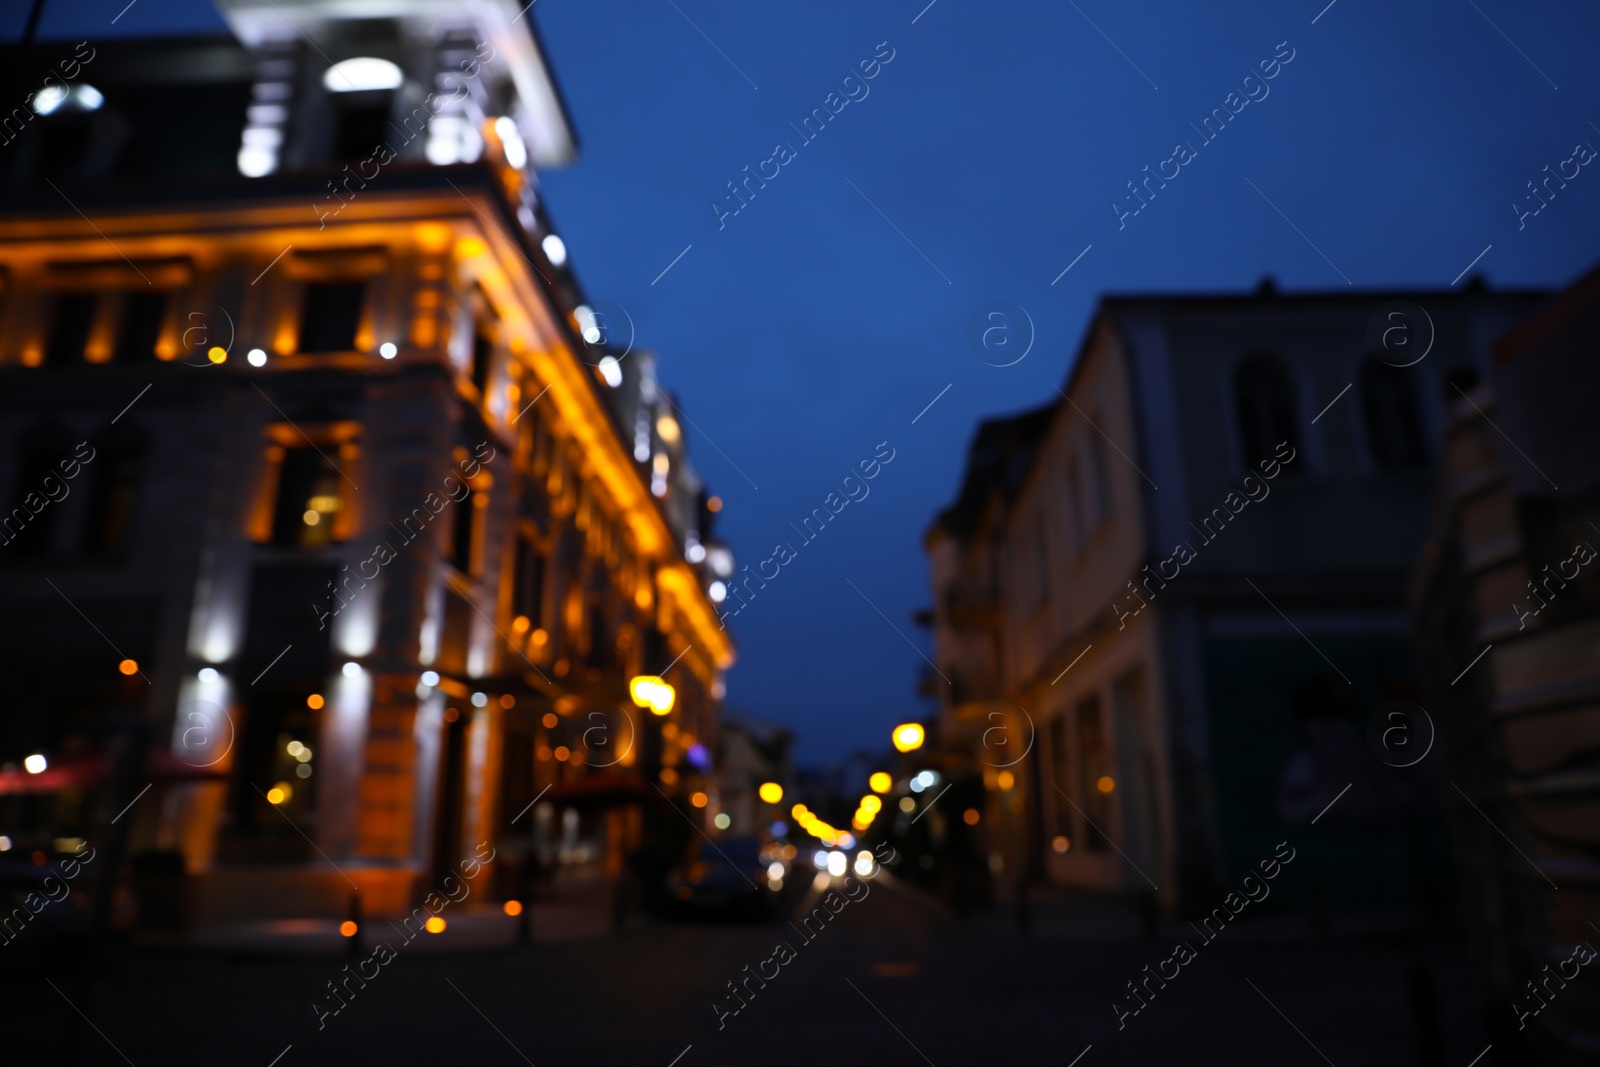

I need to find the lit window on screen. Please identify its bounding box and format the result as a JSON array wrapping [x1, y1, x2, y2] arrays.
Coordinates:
[[322, 58, 403, 93], [272, 448, 345, 547]]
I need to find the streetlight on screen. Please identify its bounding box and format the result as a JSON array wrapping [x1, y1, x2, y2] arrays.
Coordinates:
[[892, 723, 925, 753], [869, 771, 892, 793], [758, 781, 783, 804], [629, 675, 675, 715]]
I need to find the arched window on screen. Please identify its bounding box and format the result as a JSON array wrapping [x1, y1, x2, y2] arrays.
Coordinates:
[[1234, 354, 1300, 471], [1359, 357, 1428, 469]]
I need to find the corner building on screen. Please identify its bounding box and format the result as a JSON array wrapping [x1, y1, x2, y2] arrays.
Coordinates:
[[0, 0, 733, 925]]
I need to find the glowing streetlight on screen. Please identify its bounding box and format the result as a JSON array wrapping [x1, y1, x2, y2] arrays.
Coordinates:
[[869, 771, 893, 794], [892, 723, 925, 753], [629, 675, 675, 715], [758, 781, 784, 804]]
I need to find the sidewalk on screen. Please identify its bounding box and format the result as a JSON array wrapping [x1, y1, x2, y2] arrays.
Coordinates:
[[1003, 882, 1426, 945], [141, 888, 621, 956]]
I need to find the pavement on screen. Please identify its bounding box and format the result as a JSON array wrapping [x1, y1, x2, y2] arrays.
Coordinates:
[[2, 872, 1495, 1067]]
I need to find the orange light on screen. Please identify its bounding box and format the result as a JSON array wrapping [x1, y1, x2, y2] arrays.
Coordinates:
[[207, 346, 227, 364], [266, 785, 288, 805], [307, 693, 325, 710], [455, 236, 487, 258], [707, 496, 723, 513], [339, 920, 358, 938], [689, 791, 708, 808], [660, 767, 679, 785], [554, 745, 571, 761], [118, 659, 138, 676], [758, 782, 783, 804], [512, 615, 530, 634], [1096, 776, 1116, 794], [869, 771, 892, 794], [536, 746, 552, 761], [1052, 835, 1071, 854], [542, 713, 558, 729], [499, 694, 515, 709], [424, 916, 446, 934], [997, 770, 1015, 791], [444, 707, 459, 723], [892, 723, 925, 753], [531, 627, 549, 645], [503, 900, 523, 917], [963, 808, 980, 826]]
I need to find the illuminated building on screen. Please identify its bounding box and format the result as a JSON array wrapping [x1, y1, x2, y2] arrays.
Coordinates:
[[0, 0, 733, 923], [925, 281, 1543, 912]]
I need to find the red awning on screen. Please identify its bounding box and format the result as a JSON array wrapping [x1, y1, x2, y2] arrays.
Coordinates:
[[0, 750, 227, 796]]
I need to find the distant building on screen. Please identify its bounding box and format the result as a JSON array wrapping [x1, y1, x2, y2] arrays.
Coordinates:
[[926, 281, 1542, 911], [715, 714, 794, 838], [0, 0, 733, 927], [1412, 265, 1600, 1059]]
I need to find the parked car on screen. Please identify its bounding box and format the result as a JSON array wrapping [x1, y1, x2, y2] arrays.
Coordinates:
[[665, 836, 780, 918]]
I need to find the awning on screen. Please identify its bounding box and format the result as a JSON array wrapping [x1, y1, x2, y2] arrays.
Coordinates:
[[0, 750, 227, 797]]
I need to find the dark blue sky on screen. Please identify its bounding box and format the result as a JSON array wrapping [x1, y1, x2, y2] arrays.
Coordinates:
[[20, 0, 1600, 762]]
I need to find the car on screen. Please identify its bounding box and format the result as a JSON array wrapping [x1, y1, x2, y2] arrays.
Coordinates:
[[664, 836, 780, 918]]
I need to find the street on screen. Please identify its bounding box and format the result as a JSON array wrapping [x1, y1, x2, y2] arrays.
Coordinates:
[[3, 873, 1489, 1066]]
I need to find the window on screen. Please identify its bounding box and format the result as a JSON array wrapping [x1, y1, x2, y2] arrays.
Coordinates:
[[472, 325, 494, 396], [1033, 511, 1051, 603], [1087, 427, 1112, 526], [45, 293, 97, 364], [271, 448, 345, 547], [1234, 354, 1300, 471], [81, 440, 144, 556], [451, 490, 479, 575], [512, 534, 546, 626], [298, 282, 365, 353], [1065, 456, 1086, 555], [4, 434, 72, 555], [333, 93, 394, 163], [1050, 715, 1074, 841], [1077, 695, 1109, 852], [114, 293, 167, 363], [1359, 357, 1428, 469], [437, 586, 474, 677]]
